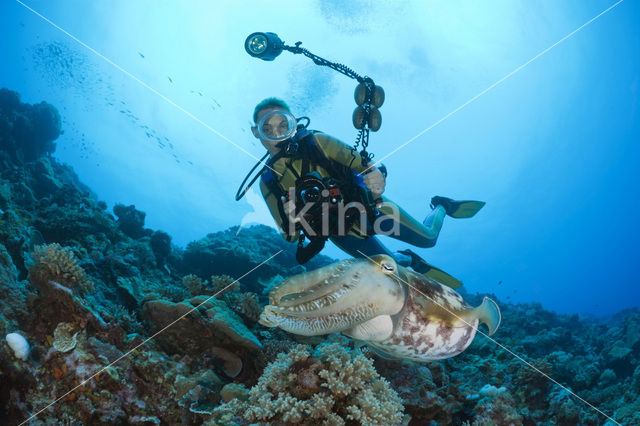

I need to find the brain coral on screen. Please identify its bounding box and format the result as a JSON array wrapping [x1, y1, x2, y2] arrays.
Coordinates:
[[214, 343, 405, 425]]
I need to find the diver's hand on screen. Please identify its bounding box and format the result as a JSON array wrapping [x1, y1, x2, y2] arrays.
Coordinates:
[[281, 196, 300, 223], [364, 168, 386, 198]]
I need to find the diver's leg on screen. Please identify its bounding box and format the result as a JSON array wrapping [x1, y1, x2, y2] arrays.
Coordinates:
[[330, 235, 413, 268], [375, 198, 445, 248], [422, 205, 447, 238], [330, 235, 394, 258]]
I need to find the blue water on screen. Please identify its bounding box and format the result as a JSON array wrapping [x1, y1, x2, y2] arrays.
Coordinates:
[[1, 0, 638, 316]]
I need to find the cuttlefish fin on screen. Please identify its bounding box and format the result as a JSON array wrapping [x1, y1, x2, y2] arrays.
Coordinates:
[[343, 315, 394, 342], [466, 297, 501, 336]]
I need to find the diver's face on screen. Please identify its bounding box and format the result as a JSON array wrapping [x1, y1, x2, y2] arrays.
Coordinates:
[[252, 107, 291, 154]]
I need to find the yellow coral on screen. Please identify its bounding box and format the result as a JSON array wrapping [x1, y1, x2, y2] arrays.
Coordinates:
[[29, 243, 94, 293]]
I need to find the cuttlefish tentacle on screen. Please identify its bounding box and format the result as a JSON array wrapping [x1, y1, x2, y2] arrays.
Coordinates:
[[259, 255, 501, 362], [262, 303, 386, 336], [269, 260, 358, 307]]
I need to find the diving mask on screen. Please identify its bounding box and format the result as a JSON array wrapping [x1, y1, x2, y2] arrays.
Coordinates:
[[257, 110, 297, 142]]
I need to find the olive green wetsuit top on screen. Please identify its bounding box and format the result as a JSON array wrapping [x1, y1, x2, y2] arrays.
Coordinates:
[[259, 132, 369, 242]]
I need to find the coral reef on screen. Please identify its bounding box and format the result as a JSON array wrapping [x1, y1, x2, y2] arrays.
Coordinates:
[[1, 88, 639, 425]]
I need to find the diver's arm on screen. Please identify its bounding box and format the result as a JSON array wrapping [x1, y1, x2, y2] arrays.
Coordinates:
[[260, 180, 298, 242], [312, 132, 369, 173], [313, 132, 387, 196]]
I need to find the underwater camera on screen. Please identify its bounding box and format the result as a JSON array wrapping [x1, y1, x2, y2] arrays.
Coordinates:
[[294, 172, 343, 214], [292, 171, 375, 238], [291, 172, 349, 265]]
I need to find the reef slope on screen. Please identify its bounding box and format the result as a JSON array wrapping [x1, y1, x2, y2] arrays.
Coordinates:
[[0, 89, 638, 425]]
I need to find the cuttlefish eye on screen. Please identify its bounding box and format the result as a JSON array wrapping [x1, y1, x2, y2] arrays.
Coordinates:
[[381, 262, 395, 274]]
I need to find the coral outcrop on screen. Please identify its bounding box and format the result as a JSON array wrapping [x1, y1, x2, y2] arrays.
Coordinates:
[[113, 204, 149, 240], [141, 295, 263, 379], [0, 88, 60, 162]]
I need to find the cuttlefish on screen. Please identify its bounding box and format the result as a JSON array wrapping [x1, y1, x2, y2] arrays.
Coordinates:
[[259, 255, 500, 362]]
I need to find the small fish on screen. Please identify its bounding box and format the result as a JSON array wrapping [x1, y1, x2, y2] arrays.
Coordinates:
[[139, 52, 145, 58], [498, 280, 502, 285], [168, 76, 173, 83]]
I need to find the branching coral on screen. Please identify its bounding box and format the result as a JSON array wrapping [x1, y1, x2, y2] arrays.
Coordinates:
[[28, 243, 94, 293], [226, 292, 261, 322], [514, 358, 551, 400], [109, 304, 143, 333], [182, 274, 240, 297], [213, 343, 405, 425], [182, 274, 204, 296], [472, 392, 522, 425], [210, 274, 239, 294]]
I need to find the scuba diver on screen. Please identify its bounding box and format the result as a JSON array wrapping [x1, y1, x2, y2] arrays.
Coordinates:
[[241, 97, 485, 288]]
